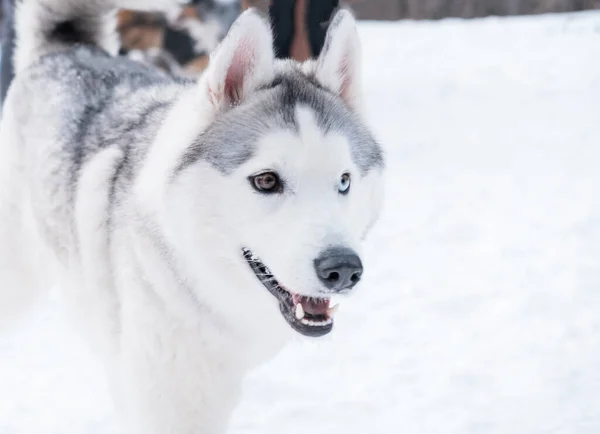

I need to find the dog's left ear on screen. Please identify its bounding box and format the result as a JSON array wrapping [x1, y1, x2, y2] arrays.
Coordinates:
[[202, 9, 275, 111], [314, 9, 363, 113]]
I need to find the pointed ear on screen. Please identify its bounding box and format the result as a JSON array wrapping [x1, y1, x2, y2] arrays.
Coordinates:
[[314, 9, 363, 112], [203, 9, 275, 111]]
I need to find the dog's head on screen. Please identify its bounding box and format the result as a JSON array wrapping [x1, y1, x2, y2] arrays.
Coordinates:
[[137, 9, 384, 346]]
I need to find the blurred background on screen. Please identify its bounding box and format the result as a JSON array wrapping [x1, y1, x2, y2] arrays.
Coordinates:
[[351, 0, 600, 19], [4, 0, 599, 82]]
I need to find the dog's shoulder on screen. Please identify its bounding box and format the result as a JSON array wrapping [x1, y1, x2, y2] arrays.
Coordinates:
[[6, 45, 192, 204]]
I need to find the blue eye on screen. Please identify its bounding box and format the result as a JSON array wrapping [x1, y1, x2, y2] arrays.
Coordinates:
[[338, 173, 351, 194]]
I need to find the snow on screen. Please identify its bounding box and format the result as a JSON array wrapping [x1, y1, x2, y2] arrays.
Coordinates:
[[2, 11, 600, 434]]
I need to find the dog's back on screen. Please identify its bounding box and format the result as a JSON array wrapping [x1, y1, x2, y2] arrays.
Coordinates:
[[0, 0, 185, 327]]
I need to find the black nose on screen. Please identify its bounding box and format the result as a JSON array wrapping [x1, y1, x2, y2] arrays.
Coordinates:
[[314, 247, 363, 292]]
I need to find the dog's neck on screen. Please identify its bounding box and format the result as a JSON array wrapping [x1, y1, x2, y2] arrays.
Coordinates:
[[116, 282, 248, 434], [106, 218, 280, 433]]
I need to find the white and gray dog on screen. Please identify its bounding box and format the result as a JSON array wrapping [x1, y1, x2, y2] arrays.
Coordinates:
[[0, 0, 385, 432]]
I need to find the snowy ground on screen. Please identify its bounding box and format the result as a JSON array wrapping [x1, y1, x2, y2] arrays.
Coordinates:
[[1, 11, 600, 434]]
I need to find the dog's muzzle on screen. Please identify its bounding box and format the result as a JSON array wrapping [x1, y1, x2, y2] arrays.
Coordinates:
[[242, 248, 355, 337]]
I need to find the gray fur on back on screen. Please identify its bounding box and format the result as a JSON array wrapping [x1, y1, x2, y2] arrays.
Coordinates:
[[13, 45, 191, 203]]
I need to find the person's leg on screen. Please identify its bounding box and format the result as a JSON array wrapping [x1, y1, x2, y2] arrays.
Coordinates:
[[306, 0, 339, 57], [1, 0, 15, 108], [268, 0, 339, 62], [269, 0, 295, 59], [289, 0, 311, 62]]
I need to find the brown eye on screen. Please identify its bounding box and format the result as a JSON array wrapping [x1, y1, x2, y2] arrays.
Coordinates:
[[250, 171, 282, 193]]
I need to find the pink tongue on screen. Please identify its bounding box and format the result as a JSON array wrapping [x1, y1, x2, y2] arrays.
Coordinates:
[[293, 295, 330, 316]]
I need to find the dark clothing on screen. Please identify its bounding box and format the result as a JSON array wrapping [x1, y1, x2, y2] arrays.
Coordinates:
[[269, 0, 339, 59], [269, 0, 295, 59], [306, 0, 339, 57], [1, 0, 15, 108]]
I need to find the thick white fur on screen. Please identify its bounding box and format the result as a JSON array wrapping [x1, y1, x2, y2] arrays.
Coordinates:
[[0, 4, 384, 434]]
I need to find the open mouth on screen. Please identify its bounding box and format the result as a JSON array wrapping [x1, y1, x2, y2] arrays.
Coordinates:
[[242, 248, 338, 337]]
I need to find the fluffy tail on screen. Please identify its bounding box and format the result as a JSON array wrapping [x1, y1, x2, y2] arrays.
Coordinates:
[[13, 0, 183, 73]]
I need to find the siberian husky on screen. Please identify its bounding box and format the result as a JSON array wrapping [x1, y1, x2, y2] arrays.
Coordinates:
[[0, 0, 385, 432]]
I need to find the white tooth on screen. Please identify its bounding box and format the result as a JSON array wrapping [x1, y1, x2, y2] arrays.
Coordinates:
[[299, 317, 331, 327], [295, 304, 305, 320], [327, 304, 339, 317]]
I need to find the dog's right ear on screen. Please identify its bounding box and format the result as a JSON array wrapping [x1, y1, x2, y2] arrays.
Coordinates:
[[201, 9, 275, 112]]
